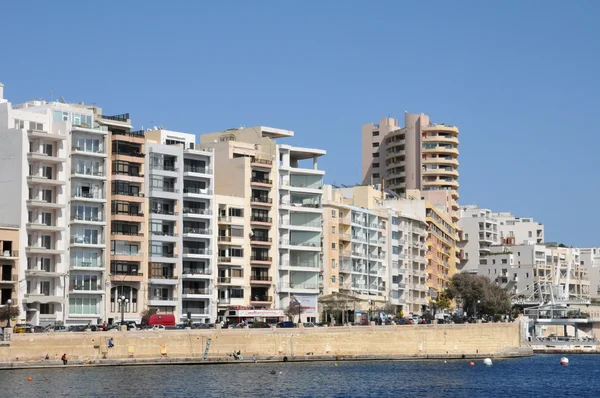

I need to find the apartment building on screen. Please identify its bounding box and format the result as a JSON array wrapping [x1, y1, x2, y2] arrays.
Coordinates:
[[201, 126, 325, 323], [579, 248, 600, 300], [478, 244, 590, 304], [322, 186, 388, 311], [361, 112, 460, 220], [425, 203, 458, 296], [0, 89, 113, 325], [457, 205, 500, 273], [493, 211, 544, 245], [0, 226, 19, 319], [145, 129, 217, 323], [97, 114, 148, 324]]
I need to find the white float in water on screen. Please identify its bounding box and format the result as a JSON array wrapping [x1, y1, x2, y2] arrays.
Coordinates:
[[560, 357, 569, 366], [483, 358, 492, 366]]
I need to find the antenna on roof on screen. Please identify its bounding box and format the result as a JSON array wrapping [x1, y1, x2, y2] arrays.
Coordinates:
[[59, 96, 66, 104]]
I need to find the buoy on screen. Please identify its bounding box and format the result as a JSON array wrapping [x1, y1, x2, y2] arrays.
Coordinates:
[[334, 363, 338, 366], [483, 358, 492, 366], [469, 361, 475, 366], [27, 377, 32, 381], [560, 357, 569, 366], [444, 361, 447, 363]]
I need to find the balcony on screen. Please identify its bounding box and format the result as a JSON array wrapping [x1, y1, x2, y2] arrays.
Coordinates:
[[109, 272, 144, 283], [23, 294, 65, 305], [28, 128, 67, 141], [279, 200, 321, 211], [71, 261, 104, 271], [71, 146, 107, 158], [278, 282, 319, 292], [250, 236, 272, 246], [250, 256, 272, 265], [27, 175, 65, 186], [148, 275, 179, 285], [182, 308, 210, 317], [182, 247, 212, 257], [70, 236, 105, 247], [250, 296, 273, 305], [0, 250, 18, 260], [25, 245, 63, 255], [279, 239, 321, 251], [280, 260, 321, 270], [279, 181, 323, 191], [69, 284, 105, 294], [183, 208, 212, 218], [26, 222, 65, 233], [183, 227, 211, 237], [182, 268, 212, 279], [71, 214, 105, 225], [250, 275, 272, 284], [27, 151, 66, 164], [251, 197, 273, 207], [111, 130, 145, 143], [72, 123, 109, 135], [249, 157, 273, 170], [110, 251, 144, 262], [182, 288, 212, 298], [183, 166, 213, 176], [183, 187, 212, 197], [250, 216, 272, 225], [217, 216, 243, 224], [250, 178, 273, 187], [147, 295, 177, 306], [279, 220, 321, 231]]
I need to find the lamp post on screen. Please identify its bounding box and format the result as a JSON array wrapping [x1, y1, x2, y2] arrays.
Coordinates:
[[6, 299, 12, 328], [476, 299, 481, 320], [117, 295, 129, 326]]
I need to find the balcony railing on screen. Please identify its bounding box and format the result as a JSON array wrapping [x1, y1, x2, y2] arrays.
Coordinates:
[[71, 146, 105, 154], [183, 288, 211, 295], [70, 284, 103, 292], [250, 236, 272, 243], [148, 295, 176, 301], [279, 239, 320, 248], [112, 170, 143, 178], [110, 270, 142, 276], [72, 192, 104, 200], [183, 227, 211, 235], [113, 191, 144, 197], [71, 215, 103, 222], [251, 197, 273, 204], [183, 187, 212, 195], [111, 231, 143, 237], [99, 113, 129, 122], [152, 186, 178, 193], [72, 168, 105, 177], [250, 296, 273, 302], [111, 251, 143, 257], [111, 210, 143, 217], [182, 308, 210, 315], [183, 248, 212, 255], [279, 282, 318, 290], [218, 236, 232, 242], [151, 209, 177, 215], [113, 151, 145, 158], [71, 261, 103, 268], [218, 257, 231, 263], [250, 157, 273, 166], [151, 164, 178, 172], [113, 129, 144, 137], [70, 236, 104, 245], [250, 275, 272, 282], [280, 200, 321, 209], [182, 268, 212, 275], [280, 260, 320, 269], [250, 256, 272, 262], [183, 208, 212, 215], [279, 220, 322, 228], [184, 166, 212, 174], [251, 178, 273, 185], [250, 216, 272, 223], [150, 231, 178, 237]]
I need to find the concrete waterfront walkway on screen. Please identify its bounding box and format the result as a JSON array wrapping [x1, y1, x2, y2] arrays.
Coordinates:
[[0, 348, 533, 371]]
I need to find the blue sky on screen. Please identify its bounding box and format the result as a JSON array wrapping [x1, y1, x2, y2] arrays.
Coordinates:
[[2, 1, 599, 246]]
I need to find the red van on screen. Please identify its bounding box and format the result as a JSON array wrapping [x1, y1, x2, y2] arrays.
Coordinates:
[[147, 314, 176, 327]]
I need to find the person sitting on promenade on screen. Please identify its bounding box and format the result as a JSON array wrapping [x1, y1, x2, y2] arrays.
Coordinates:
[[61, 353, 68, 365], [108, 338, 114, 348]]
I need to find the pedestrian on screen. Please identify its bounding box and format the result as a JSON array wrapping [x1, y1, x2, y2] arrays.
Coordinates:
[[61, 353, 68, 365], [102, 321, 107, 330], [108, 338, 114, 348], [252, 354, 256, 363], [45, 354, 49, 360]]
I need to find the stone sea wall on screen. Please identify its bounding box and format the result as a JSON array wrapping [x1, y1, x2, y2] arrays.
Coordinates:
[[0, 322, 527, 366]]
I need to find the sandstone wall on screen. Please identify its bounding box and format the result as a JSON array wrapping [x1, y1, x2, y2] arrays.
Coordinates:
[[0, 323, 522, 363]]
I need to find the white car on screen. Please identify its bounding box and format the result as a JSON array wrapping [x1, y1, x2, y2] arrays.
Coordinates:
[[150, 325, 165, 331]]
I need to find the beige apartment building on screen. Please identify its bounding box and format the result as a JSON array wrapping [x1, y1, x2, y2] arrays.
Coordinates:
[[361, 112, 460, 221], [201, 126, 325, 323], [100, 113, 149, 324], [425, 203, 458, 296]]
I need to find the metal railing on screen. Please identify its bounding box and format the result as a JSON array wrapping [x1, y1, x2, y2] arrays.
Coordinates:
[[184, 166, 213, 174], [183, 187, 213, 195], [99, 113, 129, 122]]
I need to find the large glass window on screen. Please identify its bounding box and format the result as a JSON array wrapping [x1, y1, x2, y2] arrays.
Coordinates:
[[69, 297, 98, 315]]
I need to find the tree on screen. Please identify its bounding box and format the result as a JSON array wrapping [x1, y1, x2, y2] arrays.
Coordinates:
[[447, 273, 511, 318], [430, 290, 453, 316], [0, 304, 20, 325], [284, 303, 303, 323]]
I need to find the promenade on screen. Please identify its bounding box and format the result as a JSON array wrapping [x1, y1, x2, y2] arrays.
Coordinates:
[[0, 322, 531, 370]]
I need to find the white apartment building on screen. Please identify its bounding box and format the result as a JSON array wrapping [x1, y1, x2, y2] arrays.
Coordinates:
[[493, 211, 544, 245], [277, 145, 325, 322], [145, 129, 216, 323], [479, 244, 590, 303], [457, 205, 500, 273], [579, 248, 600, 300], [379, 198, 429, 314], [0, 87, 108, 326]]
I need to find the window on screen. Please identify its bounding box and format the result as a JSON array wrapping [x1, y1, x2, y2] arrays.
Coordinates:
[[373, 153, 379, 158], [331, 276, 336, 283], [229, 208, 243, 217], [372, 131, 379, 136], [29, 121, 44, 131], [373, 173, 379, 178], [69, 298, 98, 315], [392, 246, 399, 254], [528, 231, 532, 238], [331, 243, 336, 249], [372, 142, 379, 148], [332, 259, 336, 269], [373, 163, 379, 168], [331, 210, 336, 218], [331, 226, 336, 234]]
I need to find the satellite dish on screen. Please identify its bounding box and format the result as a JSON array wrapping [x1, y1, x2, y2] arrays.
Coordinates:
[[59, 96, 67, 104]]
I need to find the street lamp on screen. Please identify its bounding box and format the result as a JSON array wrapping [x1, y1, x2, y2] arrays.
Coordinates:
[[117, 295, 129, 326], [6, 299, 12, 328], [476, 300, 481, 319]]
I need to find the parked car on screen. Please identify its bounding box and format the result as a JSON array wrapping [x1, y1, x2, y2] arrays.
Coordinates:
[[147, 314, 176, 327], [249, 322, 271, 329], [276, 321, 296, 328], [303, 322, 315, 328]]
